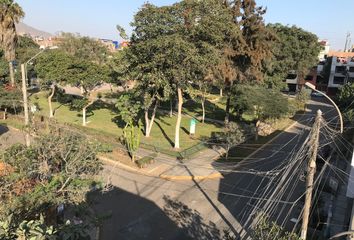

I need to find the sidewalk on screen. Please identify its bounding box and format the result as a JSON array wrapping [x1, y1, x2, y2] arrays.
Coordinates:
[[100, 114, 305, 181], [100, 145, 226, 181]]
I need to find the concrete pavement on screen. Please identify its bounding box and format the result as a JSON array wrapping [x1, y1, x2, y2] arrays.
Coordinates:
[[0, 124, 26, 150], [100, 145, 225, 181]]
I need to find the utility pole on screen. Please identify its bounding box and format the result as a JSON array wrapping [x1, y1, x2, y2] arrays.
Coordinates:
[[21, 63, 30, 147], [301, 110, 322, 239], [344, 32, 351, 52]]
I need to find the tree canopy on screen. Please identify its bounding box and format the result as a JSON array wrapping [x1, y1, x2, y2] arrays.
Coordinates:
[[58, 32, 108, 65], [264, 23, 321, 88], [0, 132, 102, 239]]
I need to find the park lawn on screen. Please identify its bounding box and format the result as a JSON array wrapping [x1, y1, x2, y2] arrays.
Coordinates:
[[182, 94, 238, 122], [30, 92, 122, 135], [29, 92, 223, 151]]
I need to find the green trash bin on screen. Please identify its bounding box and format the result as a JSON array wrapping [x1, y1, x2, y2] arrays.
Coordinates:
[[190, 118, 197, 135]]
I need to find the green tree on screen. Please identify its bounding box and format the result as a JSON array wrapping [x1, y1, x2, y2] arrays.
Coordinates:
[[216, 122, 248, 160], [116, 42, 172, 137], [220, 0, 274, 124], [0, 133, 101, 238], [233, 85, 289, 139], [0, 53, 9, 82], [128, 1, 227, 148], [252, 216, 300, 240], [295, 88, 310, 112], [337, 82, 354, 109], [0, 85, 21, 119], [35, 50, 74, 118], [0, 57, 9, 82], [68, 58, 110, 126], [265, 24, 321, 88], [337, 82, 354, 126], [0, 0, 24, 86], [58, 33, 108, 65], [115, 91, 143, 161]]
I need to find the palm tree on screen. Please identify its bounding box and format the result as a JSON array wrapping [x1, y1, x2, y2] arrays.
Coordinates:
[[0, 0, 24, 86]]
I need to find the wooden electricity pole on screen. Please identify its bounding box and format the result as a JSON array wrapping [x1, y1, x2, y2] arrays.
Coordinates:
[[21, 63, 30, 147], [301, 109, 322, 239]]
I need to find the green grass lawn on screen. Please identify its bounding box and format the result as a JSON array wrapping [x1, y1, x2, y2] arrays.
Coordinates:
[[29, 92, 223, 151]]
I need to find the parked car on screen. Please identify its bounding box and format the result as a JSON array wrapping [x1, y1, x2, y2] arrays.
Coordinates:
[[311, 91, 324, 97]]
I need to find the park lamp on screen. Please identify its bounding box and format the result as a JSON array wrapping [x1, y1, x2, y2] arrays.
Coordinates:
[[25, 46, 59, 86], [21, 45, 59, 146], [304, 82, 343, 133], [26, 46, 58, 65]]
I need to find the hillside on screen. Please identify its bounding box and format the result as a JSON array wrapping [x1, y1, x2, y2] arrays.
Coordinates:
[[16, 22, 52, 38]]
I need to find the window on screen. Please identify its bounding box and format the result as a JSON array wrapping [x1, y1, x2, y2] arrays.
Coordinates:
[[348, 77, 354, 83], [333, 76, 345, 85], [349, 67, 354, 73], [335, 66, 346, 74]]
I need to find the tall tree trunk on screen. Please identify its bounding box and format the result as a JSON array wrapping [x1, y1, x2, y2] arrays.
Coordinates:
[[201, 97, 205, 123], [145, 100, 158, 137], [9, 61, 15, 87], [3, 108, 7, 120], [255, 120, 260, 141], [48, 85, 56, 118], [13, 103, 17, 115], [174, 88, 183, 149], [169, 99, 173, 117], [220, 88, 223, 97], [225, 92, 231, 125], [144, 109, 150, 136], [225, 81, 234, 125], [82, 100, 95, 126]]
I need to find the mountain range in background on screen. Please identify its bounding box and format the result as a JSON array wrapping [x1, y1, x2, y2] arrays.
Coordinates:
[[16, 22, 52, 39]]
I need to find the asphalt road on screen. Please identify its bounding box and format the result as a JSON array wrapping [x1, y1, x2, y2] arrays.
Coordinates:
[[0, 98, 337, 239], [93, 97, 338, 240], [215, 98, 337, 238]]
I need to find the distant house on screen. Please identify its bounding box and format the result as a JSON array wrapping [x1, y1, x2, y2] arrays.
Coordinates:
[[316, 56, 354, 95], [285, 67, 317, 92], [119, 41, 129, 49], [36, 36, 61, 49], [285, 70, 299, 92], [318, 40, 330, 61], [98, 39, 119, 52]]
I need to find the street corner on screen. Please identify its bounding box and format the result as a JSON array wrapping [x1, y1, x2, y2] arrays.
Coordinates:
[[159, 172, 223, 181]]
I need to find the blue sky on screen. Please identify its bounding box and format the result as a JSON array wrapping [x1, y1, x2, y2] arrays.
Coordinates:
[[17, 0, 354, 50]]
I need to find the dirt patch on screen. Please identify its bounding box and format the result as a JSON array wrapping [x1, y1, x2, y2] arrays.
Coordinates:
[[101, 148, 137, 168], [0, 162, 13, 177]]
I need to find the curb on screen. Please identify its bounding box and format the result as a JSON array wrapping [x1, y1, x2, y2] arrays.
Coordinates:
[[159, 172, 223, 181], [99, 155, 224, 181], [98, 156, 154, 177]]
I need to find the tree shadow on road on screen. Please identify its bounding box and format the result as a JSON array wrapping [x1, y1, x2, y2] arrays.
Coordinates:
[[90, 185, 224, 240], [163, 195, 222, 240]]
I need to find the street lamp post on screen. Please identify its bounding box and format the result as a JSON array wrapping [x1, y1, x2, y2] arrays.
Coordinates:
[[21, 46, 58, 146], [305, 82, 343, 133], [25, 46, 58, 86]]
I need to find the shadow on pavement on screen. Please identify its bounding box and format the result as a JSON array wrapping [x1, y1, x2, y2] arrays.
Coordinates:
[[0, 124, 9, 136], [212, 97, 339, 238], [91, 186, 222, 240]]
